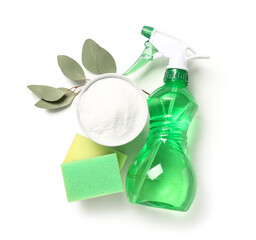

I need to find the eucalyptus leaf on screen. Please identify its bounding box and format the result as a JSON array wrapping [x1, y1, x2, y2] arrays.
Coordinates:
[[27, 85, 66, 101], [35, 88, 76, 110], [82, 39, 117, 74], [57, 55, 86, 81]]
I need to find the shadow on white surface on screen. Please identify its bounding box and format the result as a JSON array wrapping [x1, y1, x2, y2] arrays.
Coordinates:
[[79, 192, 127, 214]]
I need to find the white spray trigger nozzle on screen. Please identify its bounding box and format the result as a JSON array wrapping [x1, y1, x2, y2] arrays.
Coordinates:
[[148, 28, 209, 70], [123, 26, 209, 76]]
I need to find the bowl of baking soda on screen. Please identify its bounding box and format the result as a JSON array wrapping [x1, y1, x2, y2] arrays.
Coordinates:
[[77, 74, 148, 147]]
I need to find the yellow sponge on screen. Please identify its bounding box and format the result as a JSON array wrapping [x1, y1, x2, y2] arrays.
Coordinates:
[[63, 134, 127, 169]]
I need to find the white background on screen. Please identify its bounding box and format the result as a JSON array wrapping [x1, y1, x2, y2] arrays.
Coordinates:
[[0, 0, 255, 239]]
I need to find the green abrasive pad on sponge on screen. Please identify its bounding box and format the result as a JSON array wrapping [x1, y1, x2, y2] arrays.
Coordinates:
[[64, 134, 127, 169], [61, 153, 123, 202]]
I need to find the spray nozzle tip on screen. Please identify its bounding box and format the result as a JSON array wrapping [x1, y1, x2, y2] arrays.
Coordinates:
[[141, 26, 154, 39]]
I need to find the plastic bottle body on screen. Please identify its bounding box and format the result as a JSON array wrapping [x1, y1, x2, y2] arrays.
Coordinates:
[[126, 69, 198, 211]]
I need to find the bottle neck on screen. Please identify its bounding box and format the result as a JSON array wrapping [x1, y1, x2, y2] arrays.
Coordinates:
[[164, 68, 188, 87]]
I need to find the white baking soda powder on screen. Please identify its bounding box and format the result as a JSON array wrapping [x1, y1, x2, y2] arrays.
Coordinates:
[[77, 75, 148, 146]]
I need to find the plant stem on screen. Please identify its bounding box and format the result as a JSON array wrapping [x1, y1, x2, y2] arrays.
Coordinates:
[[64, 81, 88, 95], [142, 89, 150, 95], [69, 83, 86, 91], [75, 90, 82, 96]]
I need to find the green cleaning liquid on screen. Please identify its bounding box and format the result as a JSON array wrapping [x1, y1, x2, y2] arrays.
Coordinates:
[[126, 69, 198, 211]]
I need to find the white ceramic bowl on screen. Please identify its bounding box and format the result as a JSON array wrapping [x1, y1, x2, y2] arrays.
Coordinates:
[[77, 73, 148, 147]]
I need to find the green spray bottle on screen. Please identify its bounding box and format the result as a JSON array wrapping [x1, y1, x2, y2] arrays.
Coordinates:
[[124, 26, 209, 211]]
